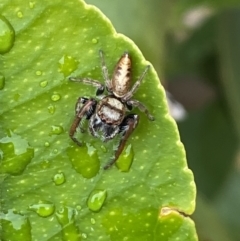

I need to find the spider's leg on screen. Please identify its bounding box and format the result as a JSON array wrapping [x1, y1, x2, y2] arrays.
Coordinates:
[[103, 114, 139, 170], [69, 98, 97, 145], [126, 99, 154, 121], [69, 77, 105, 96], [99, 50, 112, 93], [122, 65, 150, 101]]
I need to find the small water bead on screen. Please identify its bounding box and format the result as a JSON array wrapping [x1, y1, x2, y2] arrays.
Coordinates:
[[17, 11, 23, 18], [29, 1, 36, 8], [92, 38, 98, 44], [51, 93, 61, 101], [48, 105, 56, 114], [82, 233, 87, 239], [29, 201, 55, 217], [13, 93, 20, 101], [44, 141, 50, 147], [49, 125, 64, 136], [35, 70, 42, 76], [87, 189, 107, 212], [90, 218, 96, 224], [76, 205, 82, 211], [39, 80, 48, 87], [0, 74, 5, 90], [52, 172, 65, 185], [0, 15, 15, 54]]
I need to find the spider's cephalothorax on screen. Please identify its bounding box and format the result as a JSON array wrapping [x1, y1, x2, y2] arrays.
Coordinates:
[[69, 50, 154, 170]]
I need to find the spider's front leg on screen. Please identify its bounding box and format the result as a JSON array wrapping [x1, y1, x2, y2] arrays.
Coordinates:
[[103, 114, 139, 170], [69, 98, 97, 146], [69, 77, 105, 96]]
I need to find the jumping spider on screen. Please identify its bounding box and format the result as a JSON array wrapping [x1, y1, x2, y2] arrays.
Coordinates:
[[69, 50, 154, 170]]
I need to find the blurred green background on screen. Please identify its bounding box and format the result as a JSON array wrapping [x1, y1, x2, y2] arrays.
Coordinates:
[[86, 1, 240, 240]]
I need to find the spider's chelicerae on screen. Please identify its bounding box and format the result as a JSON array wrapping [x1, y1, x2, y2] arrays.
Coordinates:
[[69, 50, 154, 170]]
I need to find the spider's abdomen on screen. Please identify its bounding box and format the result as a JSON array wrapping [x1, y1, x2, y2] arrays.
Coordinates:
[[97, 96, 125, 125], [112, 52, 131, 98]]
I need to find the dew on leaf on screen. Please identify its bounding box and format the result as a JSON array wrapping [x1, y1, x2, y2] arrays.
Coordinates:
[[0, 15, 15, 54], [92, 38, 98, 44], [82, 233, 87, 239], [87, 189, 107, 212], [13, 93, 20, 101], [29, 1, 36, 8], [0, 73, 5, 90], [0, 131, 34, 175], [56, 206, 81, 241], [48, 104, 56, 114], [115, 144, 134, 172], [53, 172, 65, 185], [0, 210, 32, 241], [17, 11, 23, 18], [67, 143, 100, 179], [90, 218, 96, 224], [35, 70, 42, 76], [29, 201, 55, 217], [51, 93, 61, 101], [58, 55, 79, 77], [44, 141, 50, 147], [49, 125, 64, 136], [39, 80, 48, 87]]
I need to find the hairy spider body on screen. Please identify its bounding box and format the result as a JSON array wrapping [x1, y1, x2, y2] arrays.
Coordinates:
[[69, 51, 154, 170]]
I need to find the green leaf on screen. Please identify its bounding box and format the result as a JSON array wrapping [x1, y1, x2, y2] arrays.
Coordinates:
[[0, 0, 197, 240]]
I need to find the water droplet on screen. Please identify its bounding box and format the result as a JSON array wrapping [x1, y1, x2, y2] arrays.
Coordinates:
[[35, 70, 42, 76], [29, 201, 55, 217], [0, 131, 34, 175], [92, 38, 98, 44], [53, 172, 65, 185], [82, 233, 87, 239], [44, 141, 50, 147], [29, 1, 36, 8], [0, 210, 32, 240], [0, 15, 15, 54], [51, 93, 61, 101], [67, 143, 100, 179], [116, 144, 134, 172], [0, 73, 5, 90], [87, 189, 107, 212], [48, 104, 56, 114], [17, 11, 23, 18], [49, 125, 64, 136], [53, 148, 58, 154], [56, 206, 80, 240], [39, 80, 48, 87], [58, 55, 79, 77], [90, 218, 96, 224]]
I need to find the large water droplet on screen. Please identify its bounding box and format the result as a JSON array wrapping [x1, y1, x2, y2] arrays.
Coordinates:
[[29, 201, 55, 217], [49, 125, 64, 136], [56, 206, 81, 241], [53, 172, 65, 185], [67, 143, 100, 179], [115, 144, 134, 172], [51, 93, 61, 101], [58, 55, 79, 77], [0, 210, 32, 241], [0, 131, 34, 175], [87, 189, 107, 212], [0, 73, 5, 90], [0, 15, 15, 54]]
